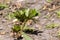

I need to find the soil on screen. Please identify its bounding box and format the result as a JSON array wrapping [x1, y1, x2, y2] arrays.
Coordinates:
[[0, 0, 60, 40]]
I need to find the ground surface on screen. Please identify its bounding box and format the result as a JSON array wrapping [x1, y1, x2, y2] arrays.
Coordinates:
[[0, 0, 60, 40]]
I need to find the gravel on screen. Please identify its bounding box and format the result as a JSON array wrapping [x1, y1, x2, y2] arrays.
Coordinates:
[[0, 0, 60, 40]]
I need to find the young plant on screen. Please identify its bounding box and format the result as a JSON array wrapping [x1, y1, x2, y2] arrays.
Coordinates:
[[13, 9, 39, 22], [9, 8, 39, 40], [46, 23, 59, 29], [56, 11, 60, 18], [0, 4, 8, 10]]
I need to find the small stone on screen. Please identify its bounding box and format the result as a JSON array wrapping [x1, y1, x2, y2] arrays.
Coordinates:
[[0, 31, 6, 35], [10, 32, 14, 37], [27, 20, 33, 25], [21, 35, 23, 37], [51, 18, 55, 21], [2, 19, 6, 23], [53, 5, 56, 9], [0, 27, 3, 30], [34, 16, 39, 19], [12, 19, 18, 23]]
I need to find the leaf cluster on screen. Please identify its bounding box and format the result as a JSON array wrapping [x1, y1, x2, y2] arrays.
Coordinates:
[[11, 8, 39, 40], [12, 9, 39, 22]]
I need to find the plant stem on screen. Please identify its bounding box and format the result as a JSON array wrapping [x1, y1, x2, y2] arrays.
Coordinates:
[[20, 19, 27, 32]]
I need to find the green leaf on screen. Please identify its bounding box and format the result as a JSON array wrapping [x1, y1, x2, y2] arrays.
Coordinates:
[[9, 9, 39, 22], [0, 4, 8, 9], [22, 32, 33, 40], [56, 11, 60, 18], [29, 9, 38, 18], [14, 10, 22, 19], [18, 10, 24, 15], [56, 11, 60, 16], [25, 9, 30, 17], [7, 13, 15, 19], [46, 23, 59, 29], [12, 25, 21, 32]]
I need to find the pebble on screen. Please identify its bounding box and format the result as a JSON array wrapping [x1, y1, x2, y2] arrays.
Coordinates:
[[2, 19, 7, 23], [0, 26, 3, 30], [0, 31, 6, 35]]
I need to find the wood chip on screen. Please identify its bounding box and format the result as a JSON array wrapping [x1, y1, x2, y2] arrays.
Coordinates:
[[43, 6, 47, 10], [48, 6, 60, 11]]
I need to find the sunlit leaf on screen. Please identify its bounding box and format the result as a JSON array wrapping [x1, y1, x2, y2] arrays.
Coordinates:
[[12, 25, 21, 32], [25, 9, 30, 17], [47, 0, 52, 3], [22, 32, 33, 40], [0, 4, 8, 10], [29, 9, 38, 18], [9, 9, 39, 22]]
